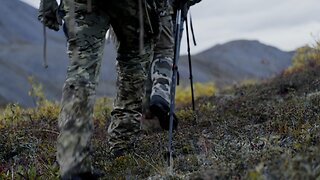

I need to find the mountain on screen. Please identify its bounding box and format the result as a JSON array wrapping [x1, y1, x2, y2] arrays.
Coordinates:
[[0, 0, 117, 106], [0, 0, 294, 106], [179, 40, 295, 87]]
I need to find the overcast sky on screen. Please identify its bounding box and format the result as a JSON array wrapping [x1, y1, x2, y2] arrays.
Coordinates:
[[22, 0, 320, 54]]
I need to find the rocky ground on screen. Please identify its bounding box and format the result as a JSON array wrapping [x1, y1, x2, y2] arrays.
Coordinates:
[[1, 65, 320, 179]]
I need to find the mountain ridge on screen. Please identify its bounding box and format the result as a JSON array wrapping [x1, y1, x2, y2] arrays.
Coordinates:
[[180, 39, 294, 87]]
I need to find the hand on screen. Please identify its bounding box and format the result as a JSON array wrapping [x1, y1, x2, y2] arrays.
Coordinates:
[[38, 0, 61, 31], [188, 0, 202, 6], [173, 0, 202, 10]]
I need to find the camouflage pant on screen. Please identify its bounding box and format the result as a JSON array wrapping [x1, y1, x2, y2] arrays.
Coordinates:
[[57, 0, 174, 177]]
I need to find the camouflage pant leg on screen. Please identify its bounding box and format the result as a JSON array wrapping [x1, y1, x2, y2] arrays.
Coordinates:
[[146, 6, 174, 108], [106, 0, 155, 152], [107, 52, 153, 152], [57, 0, 109, 176]]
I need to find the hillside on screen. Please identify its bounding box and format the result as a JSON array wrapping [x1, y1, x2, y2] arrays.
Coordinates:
[[179, 40, 295, 87], [0, 0, 294, 106], [1, 62, 319, 179], [0, 0, 117, 106]]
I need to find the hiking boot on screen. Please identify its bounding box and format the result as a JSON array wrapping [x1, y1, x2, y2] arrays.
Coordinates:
[[149, 95, 178, 131]]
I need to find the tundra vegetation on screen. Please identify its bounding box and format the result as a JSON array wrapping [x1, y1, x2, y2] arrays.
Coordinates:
[[1, 42, 320, 179]]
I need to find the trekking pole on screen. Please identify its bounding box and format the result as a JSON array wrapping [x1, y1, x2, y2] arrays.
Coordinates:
[[167, 7, 182, 173], [177, 7, 196, 112], [167, 1, 200, 173]]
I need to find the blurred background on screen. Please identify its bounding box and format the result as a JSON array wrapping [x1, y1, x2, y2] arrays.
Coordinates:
[[1, 0, 320, 106]]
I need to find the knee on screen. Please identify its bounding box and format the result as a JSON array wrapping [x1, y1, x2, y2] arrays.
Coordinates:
[[62, 78, 96, 102]]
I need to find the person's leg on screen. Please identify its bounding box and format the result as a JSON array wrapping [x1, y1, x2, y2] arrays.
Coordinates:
[[57, 0, 109, 177], [105, 0, 156, 155], [146, 1, 177, 130]]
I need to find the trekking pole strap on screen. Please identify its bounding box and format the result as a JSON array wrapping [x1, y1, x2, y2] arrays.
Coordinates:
[[185, 16, 195, 111], [43, 23, 48, 68], [189, 12, 197, 46]]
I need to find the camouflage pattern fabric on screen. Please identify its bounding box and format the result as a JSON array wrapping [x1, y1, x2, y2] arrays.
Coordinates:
[[56, 0, 174, 177], [57, 0, 109, 177], [108, 0, 174, 152]]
